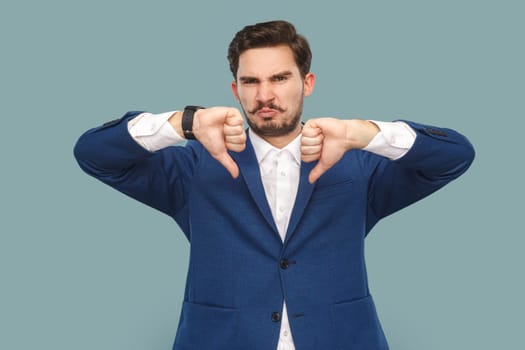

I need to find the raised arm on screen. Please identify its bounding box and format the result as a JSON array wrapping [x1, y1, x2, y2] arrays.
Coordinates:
[[301, 117, 475, 230], [74, 107, 246, 219]]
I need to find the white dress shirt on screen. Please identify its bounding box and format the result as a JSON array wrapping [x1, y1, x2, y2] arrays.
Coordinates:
[[128, 111, 416, 349], [250, 130, 301, 349]]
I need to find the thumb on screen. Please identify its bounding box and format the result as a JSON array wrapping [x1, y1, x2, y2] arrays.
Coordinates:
[[308, 161, 329, 184], [214, 151, 240, 179]]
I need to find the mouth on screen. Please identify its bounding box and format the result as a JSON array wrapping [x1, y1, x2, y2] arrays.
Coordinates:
[[256, 107, 279, 118], [251, 102, 286, 119]]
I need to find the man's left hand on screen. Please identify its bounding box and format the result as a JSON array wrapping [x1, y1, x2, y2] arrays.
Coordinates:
[[301, 118, 380, 183]]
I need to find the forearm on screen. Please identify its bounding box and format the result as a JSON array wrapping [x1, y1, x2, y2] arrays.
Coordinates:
[[129, 111, 185, 152], [362, 121, 416, 159], [342, 119, 380, 150], [75, 105, 245, 188], [350, 118, 473, 181], [168, 111, 184, 137]]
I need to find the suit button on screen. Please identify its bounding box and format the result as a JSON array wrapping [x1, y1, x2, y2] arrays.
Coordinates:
[[280, 259, 290, 269], [271, 312, 281, 322], [102, 118, 120, 127], [426, 128, 448, 137]]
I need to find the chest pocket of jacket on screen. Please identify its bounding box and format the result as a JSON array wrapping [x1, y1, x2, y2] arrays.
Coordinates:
[[310, 179, 353, 202]]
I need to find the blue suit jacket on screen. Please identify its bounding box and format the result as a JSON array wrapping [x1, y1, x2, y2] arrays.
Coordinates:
[[74, 112, 474, 349]]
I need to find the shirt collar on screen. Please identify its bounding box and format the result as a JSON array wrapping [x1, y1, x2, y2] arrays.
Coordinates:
[[249, 128, 302, 166]]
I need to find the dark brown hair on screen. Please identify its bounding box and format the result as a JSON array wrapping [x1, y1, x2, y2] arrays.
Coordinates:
[[227, 20, 312, 79]]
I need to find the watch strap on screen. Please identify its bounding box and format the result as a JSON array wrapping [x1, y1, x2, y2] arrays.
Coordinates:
[[182, 105, 204, 140]]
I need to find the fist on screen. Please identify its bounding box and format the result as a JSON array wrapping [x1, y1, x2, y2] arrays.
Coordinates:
[[301, 118, 379, 183], [193, 107, 246, 178]]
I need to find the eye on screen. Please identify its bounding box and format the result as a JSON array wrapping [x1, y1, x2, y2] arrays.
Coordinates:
[[273, 75, 288, 82], [240, 78, 258, 85]]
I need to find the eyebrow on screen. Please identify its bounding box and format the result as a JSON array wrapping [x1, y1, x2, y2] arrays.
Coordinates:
[[271, 71, 293, 79], [238, 70, 294, 83]]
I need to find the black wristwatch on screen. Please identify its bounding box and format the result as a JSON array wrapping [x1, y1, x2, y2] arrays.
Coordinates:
[[182, 105, 204, 140]]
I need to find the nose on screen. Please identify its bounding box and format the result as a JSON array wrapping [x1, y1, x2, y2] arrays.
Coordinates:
[[256, 81, 274, 104]]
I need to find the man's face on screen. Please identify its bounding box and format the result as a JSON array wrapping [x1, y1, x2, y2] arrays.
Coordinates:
[[232, 45, 315, 139]]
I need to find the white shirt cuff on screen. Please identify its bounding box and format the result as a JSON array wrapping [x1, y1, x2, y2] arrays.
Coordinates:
[[363, 121, 417, 160], [127, 111, 185, 152]]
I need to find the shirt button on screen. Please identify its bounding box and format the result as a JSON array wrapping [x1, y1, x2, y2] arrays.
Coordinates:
[[272, 312, 281, 322], [283, 330, 289, 337], [280, 171, 286, 176]]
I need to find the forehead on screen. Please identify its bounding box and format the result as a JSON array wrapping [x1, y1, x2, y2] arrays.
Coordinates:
[[237, 45, 300, 77]]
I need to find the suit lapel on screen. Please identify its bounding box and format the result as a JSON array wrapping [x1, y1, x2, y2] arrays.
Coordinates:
[[231, 137, 280, 237], [284, 160, 316, 245]]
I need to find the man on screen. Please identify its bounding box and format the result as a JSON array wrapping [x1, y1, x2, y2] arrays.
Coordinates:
[[75, 20, 474, 350]]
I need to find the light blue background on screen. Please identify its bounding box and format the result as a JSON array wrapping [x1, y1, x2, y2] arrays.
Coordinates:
[[1, 0, 523, 349]]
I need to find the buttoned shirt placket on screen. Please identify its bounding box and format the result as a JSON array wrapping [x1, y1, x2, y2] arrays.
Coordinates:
[[253, 131, 301, 350]]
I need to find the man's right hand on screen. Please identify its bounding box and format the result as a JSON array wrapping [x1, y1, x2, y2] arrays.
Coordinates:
[[170, 107, 246, 178]]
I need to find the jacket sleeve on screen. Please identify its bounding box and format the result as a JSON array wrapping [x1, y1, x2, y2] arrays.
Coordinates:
[[363, 121, 475, 233], [73, 111, 200, 228]]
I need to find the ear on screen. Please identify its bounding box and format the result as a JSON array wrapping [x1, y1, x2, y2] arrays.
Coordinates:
[[231, 80, 240, 101], [303, 72, 316, 97]]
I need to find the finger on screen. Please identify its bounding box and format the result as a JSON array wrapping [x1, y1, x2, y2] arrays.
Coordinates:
[[301, 145, 321, 162], [301, 124, 323, 162], [225, 135, 246, 145], [214, 151, 240, 178], [302, 153, 320, 163], [225, 108, 244, 126], [226, 139, 246, 152], [225, 130, 246, 152], [302, 128, 321, 138], [302, 122, 322, 138], [301, 144, 322, 154], [224, 123, 245, 136], [224, 118, 246, 149], [301, 133, 323, 146]]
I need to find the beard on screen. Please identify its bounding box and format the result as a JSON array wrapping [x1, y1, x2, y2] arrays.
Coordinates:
[[241, 98, 303, 138]]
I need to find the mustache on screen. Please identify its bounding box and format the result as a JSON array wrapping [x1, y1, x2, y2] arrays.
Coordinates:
[[248, 102, 286, 114]]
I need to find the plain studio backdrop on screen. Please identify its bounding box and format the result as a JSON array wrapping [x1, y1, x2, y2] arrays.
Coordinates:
[[1, 1, 523, 349]]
